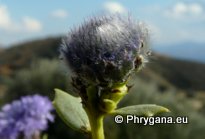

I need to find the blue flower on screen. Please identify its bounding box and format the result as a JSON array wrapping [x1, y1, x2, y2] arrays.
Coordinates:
[[60, 14, 149, 87], [0, 95, 54, 139]]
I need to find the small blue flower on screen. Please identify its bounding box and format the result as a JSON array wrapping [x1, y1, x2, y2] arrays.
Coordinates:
[[61, 14, 149, 87], [0, 95, 54, 139]]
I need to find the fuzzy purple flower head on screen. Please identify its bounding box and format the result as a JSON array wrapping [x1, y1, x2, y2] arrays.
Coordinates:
[[0, 95, 54, 139], [61, 14, 149, 89]]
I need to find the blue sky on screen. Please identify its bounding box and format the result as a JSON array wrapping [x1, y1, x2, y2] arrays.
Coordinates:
[[0, 0, 205, 47]]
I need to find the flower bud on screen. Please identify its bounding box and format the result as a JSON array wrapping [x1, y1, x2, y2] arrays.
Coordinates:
[[60, 14, 149, 89]]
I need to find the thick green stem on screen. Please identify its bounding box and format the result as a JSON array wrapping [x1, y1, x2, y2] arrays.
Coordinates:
[[87, 112, 104, 139], [84, 105, 105, 139], [84, 86, 105, 139]]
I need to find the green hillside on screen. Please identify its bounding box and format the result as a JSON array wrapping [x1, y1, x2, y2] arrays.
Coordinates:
[[0, 37, 61, 72], [149, 54, 205, 91]]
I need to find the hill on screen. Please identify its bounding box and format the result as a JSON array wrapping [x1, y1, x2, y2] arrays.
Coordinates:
[[0, 37, 205, 92], [147, 54, 205, 91], [154, 42, 205, 63], [0, 37, 61, 76], [0, 47, 4, 53]]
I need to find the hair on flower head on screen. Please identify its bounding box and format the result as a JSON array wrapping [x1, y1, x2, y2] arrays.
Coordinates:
[[60, 14, 150, 88]]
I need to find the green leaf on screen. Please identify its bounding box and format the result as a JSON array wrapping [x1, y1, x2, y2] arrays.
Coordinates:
[[53, 89, 90, 133], [111, 104, 170, 116]]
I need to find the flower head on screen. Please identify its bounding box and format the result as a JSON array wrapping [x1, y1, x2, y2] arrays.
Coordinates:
[[61, 14, 149, 88], [0, 95, 54, 139]]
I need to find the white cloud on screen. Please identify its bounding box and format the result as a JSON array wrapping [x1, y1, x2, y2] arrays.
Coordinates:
[[147, 21, 205, 45], [51, 9, 68, 19], [165, 2, 204, 19], [135, 2, 205, 45], [0, 4, 42, 33], [0, 5, 12, 29], [147, 23, 162, 44], [189, 3, 203, 15], [104, 2, 126, 13], [22, 17, 42, 32]]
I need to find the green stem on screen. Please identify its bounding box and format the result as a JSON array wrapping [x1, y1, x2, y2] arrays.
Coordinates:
[[87, 113, 104, 139], [85, 86, 105, 139]]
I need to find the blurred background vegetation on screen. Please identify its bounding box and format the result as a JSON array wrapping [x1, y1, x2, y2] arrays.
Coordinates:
[[0, 37, 205, 139]]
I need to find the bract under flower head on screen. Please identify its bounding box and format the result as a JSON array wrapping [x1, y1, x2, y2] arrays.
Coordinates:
[[61, 14, 149, 87]]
